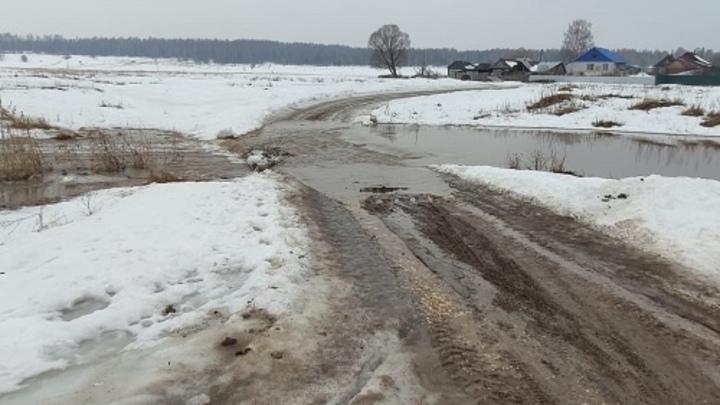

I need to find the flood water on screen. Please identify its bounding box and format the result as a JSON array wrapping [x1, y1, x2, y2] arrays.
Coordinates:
[[344, 125, 720, 180]]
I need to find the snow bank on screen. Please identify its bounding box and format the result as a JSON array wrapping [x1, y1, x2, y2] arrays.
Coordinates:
[[367, 83, 720, 136], [433, 165, 720, 279], [0, 54, 478, 139], [0, 174, 309, 394]]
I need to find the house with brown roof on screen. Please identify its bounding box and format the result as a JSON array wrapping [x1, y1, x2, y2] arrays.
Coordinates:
[[654, 52, 713, 75]]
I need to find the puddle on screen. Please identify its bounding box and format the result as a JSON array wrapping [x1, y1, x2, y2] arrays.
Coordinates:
[[288, 164, 454, 203], [1, 130, 248, 209], [344, 125, 720, 180]]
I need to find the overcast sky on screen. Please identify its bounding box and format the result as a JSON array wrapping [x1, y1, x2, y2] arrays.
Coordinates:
[[1, 0, 716, 51]]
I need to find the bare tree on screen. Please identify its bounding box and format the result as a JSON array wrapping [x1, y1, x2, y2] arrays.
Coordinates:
[[561, 19, 594, 62], [368, 24, 410, 77]]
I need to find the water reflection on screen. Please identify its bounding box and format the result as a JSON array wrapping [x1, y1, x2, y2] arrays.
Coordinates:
[[346, 125, 720, 180]]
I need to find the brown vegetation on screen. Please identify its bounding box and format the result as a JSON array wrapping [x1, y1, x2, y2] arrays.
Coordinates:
[[99, 101, 124, 109], [629, 98, 684, 111], [593, 120, 623, 128], [580, 94, 634, 102], [219, 139, 248, 156], [557, 84, 579, 92], [553, 104, 584, 116], [700, 112, 720, 128], [681, 105, 705, 117], [1, 106, 54, 130], [0, 135, 47, 181], [527, 93, 574, 110], [87, 132, 184, 173], [506, 149, 577, 175]]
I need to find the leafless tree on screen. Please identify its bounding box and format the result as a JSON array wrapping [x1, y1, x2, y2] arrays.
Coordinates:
[[368, 24, 410, 77], [561, 19, 594, 62]]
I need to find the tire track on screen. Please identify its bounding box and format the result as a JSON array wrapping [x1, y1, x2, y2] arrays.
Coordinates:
[[364, 192, 720, 404]]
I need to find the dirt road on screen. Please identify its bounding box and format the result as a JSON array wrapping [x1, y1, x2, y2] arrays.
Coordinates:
[[256, 91, 720, 404], [4, 89, 718, 404]]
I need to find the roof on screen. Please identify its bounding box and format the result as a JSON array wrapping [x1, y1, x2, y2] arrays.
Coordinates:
[[654, 54, 675, 68], [473, 63, 492, 71], [574, 47, 626, 64], [448, 61, 473, 70], [535, 62, 566, 73], [677, 52, 712, 69]]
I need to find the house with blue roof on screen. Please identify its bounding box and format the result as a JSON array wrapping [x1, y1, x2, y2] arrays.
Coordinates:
[[568, 47, 627, 76]]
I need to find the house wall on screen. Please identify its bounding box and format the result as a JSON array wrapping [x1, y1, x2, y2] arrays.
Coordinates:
[[529, 75, 655, 85], [448, 68, 463, 78], [568, 62, 619, 76], [665, 61, 694, 75]]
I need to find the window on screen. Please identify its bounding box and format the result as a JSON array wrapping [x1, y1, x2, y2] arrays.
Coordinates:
[[603, 64, 609, 71], [587, 64, 595, 71]]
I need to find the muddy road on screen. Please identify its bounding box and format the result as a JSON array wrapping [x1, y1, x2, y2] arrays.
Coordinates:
[[3, 89, 719, 404], [256, 91, 720, 404]]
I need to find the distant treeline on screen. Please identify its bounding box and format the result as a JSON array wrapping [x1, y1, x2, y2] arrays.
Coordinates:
[[0, 33, 675, 68]]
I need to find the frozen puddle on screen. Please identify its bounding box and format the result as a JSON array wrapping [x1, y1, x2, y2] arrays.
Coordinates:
[[0, 174, 311, 402]]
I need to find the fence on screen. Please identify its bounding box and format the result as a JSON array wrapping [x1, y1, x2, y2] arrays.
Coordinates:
[[528, 75, 655, 86], [655, 75, 720, 86]]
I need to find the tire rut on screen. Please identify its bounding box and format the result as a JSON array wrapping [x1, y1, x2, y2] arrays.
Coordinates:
[[363, 191, 720, 404]]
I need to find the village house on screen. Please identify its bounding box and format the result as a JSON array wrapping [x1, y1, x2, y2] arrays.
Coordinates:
[[533, 62, 566, 76], [653, 52, 713, 75], [446, 61, 493, 81], [447, 61, 474, 79], [568, 47, 627, 76]]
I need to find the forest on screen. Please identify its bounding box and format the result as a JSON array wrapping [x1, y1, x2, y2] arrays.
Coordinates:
[[0, 33, 694, 69]]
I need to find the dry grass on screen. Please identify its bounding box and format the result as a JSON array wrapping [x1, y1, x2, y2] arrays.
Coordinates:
[[527, 93, 574, 110], [0, 106, 54, 131], [700, 112, 720, 128], [128, 136, 184, 171], [0, 135, 47, 181], [580, 93, 634, 102], [681, 105, 706, 117], [506, 149, 575, 175], [553, 104, 584, 116], [89, 133, 127, 172], [148, 170, 184, 183], [557, 84, 579, 92], [506, 153, 522, 169], [680, 139, 720, 151], [99, 101, 124, 109], [629, 98, 684, 111], [219, 139, 248, 156], [87, 132, 184, 173], [593, 120, 623, 128]]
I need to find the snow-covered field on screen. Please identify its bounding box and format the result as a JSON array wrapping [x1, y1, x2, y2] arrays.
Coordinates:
[[0, 53, 476, 139], [433, 165, 720, 280], [365, 83, 720, 137], [0, 174, 309, 394]]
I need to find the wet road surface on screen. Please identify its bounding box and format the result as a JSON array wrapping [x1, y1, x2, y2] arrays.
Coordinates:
[[259, 91, 720, 404]]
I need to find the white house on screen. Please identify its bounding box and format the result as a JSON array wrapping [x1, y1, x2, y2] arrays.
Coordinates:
[[568, 47, 627, 76]]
